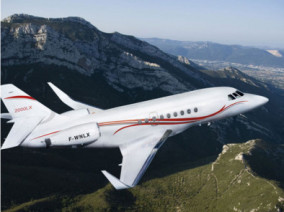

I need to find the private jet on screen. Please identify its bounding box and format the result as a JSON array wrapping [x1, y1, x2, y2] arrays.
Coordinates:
[[1, 83, 268, 189]]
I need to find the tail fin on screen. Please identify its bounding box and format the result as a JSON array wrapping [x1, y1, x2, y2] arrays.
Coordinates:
[[1, 84, 52, 119]]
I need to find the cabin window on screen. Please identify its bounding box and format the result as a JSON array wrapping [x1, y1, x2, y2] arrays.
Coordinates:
[[228, 94, 235, 100], [173, 112, 178, 117], [138, 120, 142, 124], [187, 109, 191, 114], [160, 115, 164, 119], [145, 118, 149, 123], [180, 110, 184, 115], [236, 90, 244, 96], [194, 107, 198, 113], [233, 93, 238, 97], [152, 116, 156, 121], [167, 113, 171, 118]]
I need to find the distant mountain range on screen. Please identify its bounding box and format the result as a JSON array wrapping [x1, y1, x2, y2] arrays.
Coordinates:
[[1, 14, 284, 211], [141, 38, 284, 68]]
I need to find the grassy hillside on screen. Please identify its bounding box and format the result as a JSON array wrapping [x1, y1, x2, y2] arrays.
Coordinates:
[[5, 140, 284, 212]]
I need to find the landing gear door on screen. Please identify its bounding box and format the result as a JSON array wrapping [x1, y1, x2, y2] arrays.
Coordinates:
[[149, 112, 158, 126]]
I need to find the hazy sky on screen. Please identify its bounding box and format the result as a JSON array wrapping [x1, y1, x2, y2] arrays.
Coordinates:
[[2, 0, 284, 48]]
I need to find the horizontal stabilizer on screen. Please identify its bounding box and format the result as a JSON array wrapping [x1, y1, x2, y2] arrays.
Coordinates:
[[48, 82, 103, 114], [101, 170, 131, 190], [1, 116, 43, 150], [1, 113, 12, 119]]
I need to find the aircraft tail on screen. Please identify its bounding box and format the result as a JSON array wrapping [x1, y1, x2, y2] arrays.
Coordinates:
[[1, 84, 54, 150], [1, 84, 52, 119]]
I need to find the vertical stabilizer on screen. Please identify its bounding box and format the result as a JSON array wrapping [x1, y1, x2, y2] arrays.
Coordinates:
[[1, 84, 56, 150], [1, 84, 53, 119]]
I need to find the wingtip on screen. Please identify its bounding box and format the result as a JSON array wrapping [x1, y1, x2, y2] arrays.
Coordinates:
[[47, 82, 55, 88], [101, 170, 131, 190]]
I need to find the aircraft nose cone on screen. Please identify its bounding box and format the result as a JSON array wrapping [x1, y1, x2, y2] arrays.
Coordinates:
[[255, 95, 269, 107]]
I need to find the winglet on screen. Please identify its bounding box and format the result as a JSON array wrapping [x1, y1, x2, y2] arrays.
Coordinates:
[[48, 82, 77, 109], [48, 82, 103, 113], [101, 170, 131, 190]]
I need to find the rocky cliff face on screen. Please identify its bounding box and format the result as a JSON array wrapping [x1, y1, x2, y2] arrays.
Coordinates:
[[1, 14, 211, 94]]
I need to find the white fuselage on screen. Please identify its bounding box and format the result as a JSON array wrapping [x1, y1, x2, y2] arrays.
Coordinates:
[[21, 87, 268, 148]]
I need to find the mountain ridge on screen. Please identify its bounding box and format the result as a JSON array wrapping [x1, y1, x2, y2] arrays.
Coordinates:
[[2, 14, 212, 93], [2, 14, 98, 30], [141, 37, 284, 68]]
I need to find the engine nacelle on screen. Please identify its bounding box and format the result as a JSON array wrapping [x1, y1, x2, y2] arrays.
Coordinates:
[[46, 122, 100, 147]]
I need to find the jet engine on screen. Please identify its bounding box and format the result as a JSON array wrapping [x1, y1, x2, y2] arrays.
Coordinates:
[[45, 122, 100, 147]]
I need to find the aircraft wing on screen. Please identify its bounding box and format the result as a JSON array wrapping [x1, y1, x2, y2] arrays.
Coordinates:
[[102, 130, 172, 189], [1, 116, 43, 150], [48, 82, 103, 114]]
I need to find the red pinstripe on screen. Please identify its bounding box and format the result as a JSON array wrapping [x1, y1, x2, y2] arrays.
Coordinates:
[[32, 131, 61, 140], [113, 120, 197, 134], [4, 95, 36, 100], [110, 101, 247, 135]]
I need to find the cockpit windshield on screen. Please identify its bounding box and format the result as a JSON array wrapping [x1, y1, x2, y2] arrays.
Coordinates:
[[228, 90, 244, 100], [228, 94, 235, 100], [236, 90, 244, 96]]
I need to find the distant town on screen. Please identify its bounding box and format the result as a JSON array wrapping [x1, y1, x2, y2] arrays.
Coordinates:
[[191, 59, 284, 90]]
